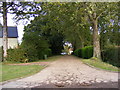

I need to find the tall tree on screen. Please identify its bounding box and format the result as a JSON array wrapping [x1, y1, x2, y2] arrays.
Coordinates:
[[2, 2, 8, 59], [0, 1, 41, 61], [40, 2, 92, 50], [23, 16, 64, 55], [84, 2, 118, 59], [42, 2, 118, 59]]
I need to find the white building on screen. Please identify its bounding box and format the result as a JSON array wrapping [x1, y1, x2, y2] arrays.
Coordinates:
[[0, 25, 18, 49]]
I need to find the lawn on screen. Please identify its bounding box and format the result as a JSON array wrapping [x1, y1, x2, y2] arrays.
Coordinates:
[[0, 64, 45, 82], [35, 55, 61, 62], [1, 55, 61, 82], [82, 59, 119, 72]]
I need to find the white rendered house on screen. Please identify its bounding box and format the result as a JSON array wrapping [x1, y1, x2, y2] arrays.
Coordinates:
[[0, 25, 18, 49]]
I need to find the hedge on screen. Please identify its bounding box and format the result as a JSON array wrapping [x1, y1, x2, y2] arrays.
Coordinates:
[[6, 48, 27, 62], [74, 45, 120, 67], [101, 46, 120, 67], [74, 46, 93, 59], [6, 47, 52, 63]]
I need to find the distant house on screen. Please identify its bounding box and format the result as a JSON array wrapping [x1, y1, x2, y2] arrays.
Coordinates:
[[0, 25, 18, 49]]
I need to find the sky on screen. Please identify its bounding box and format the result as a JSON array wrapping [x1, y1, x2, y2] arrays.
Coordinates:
[[0, 13, 32, 44]]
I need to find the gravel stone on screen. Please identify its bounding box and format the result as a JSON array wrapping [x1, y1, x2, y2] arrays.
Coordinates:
[[1, 56, 118, 88]]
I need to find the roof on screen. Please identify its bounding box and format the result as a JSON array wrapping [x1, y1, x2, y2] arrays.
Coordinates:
[[0, 27, 18, 38]]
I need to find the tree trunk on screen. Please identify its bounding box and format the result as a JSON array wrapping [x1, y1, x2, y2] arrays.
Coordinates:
[[92, 19, 101, 59], [3, 2, 8, 61]]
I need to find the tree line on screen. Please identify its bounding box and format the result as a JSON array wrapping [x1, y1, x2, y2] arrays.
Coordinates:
[[0, 1, 119, 61]]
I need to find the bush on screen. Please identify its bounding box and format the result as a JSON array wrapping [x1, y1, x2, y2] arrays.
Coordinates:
[[74, 45, 120, 67], [6, 48, 27, 63], [101, 46, 120, 67], [43, 49, 52, 57], [21, 33, 52, 62], [0, 46, 3, 62], [85, 46, 93, 59], [74, 46, 93, 59], [22, 45, 52, 62], [73, 49, 81, 57], [6, 47, 52, 63]]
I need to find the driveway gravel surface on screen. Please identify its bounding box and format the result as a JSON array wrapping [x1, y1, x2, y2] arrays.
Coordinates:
[[1, 56, 119, 88]]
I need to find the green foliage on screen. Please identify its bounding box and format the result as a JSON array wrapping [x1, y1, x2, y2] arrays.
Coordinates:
[[6, 46, 52, 62], [6, 48, 26, 63], [6, 32, 52, 62], [85, 46, 93, 59], [49, 33, 64, 55], [43, 49, 52, 57], [5, 2, 119, 63], [0, 46, 3, 62], [74, 46, 93, 59], [23, 16, 64, 55], [21, 36, 51, 61], [74, 49, 81, 57], [101, 46, 120, 67], [40, 2, 92, 50], [82, 59, 118, 72]]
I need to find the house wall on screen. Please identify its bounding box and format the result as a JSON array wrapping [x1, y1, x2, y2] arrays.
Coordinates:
[[0, 38, 18, 49], [0, 38, 2, 47], [8, 38, 18, 49]]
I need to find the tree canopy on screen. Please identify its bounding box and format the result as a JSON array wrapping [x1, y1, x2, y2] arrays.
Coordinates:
[[1, 2, 119, 61]]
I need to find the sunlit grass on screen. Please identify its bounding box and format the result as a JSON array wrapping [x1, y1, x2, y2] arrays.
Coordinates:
[[1, 55, 61, 82], [82, 59, 119, 72], [1, 64, 45, 82]]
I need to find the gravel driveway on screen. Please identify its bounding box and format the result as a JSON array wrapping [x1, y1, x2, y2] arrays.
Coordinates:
[[1, 56, 119, 88]]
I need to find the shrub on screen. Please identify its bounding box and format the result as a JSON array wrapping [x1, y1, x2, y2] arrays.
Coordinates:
[[85, 46, 93, 59], [81, 47, 86, 58], [6, 48, 27, 63], [36, 48, 52, 60], [6, 47, 52, 63], [43, 49, 52, 57], [21, 34, 52, 61], [73, 49, 81, 57], [22, 46, 52, 62], [101, 46, 120, 67], [0, 46, 3, 62], [74, 46, 93, 59]]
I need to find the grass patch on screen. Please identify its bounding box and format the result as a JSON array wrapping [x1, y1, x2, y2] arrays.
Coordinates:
[[0, 64, 45, 82], [0, 55, 61, 82], [82, 59, 119, 72], [35, 55, 62, 62]]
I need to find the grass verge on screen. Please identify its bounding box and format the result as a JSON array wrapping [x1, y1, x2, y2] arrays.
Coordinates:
[[82, 59, 119, 72], [0, 64, 45, 82], [0, 55, 61, 82], [34, 55, 62, 62]]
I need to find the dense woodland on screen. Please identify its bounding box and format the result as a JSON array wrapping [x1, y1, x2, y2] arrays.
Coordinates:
[[0, 2, 120, 67]]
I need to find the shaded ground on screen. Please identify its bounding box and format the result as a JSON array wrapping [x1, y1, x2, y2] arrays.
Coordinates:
[[1, 56, 119, 88]]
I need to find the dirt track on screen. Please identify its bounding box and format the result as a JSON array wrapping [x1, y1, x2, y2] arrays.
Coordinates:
[[1, 56, 119, 88]]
